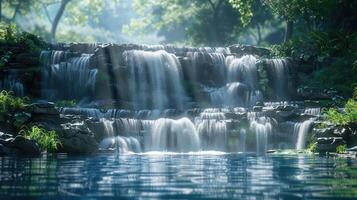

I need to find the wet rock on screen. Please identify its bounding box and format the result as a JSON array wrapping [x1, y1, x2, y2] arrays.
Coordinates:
[[8, 136, 41, 156], [297, 87, 339, 100], [276, 111, 298, 121], [347, 146, 357, 152], [15, 53, 39, 66], [226, 120, 241, 130], [58, 122, 98, 154], [228, 44, 270, 57], [317, 137, 344, 144], [7, 63, 27, 69], [316, 137, 345, 153], [224, 112, 243, 120], [266, 150, 276, 153], [0, 132, 13, 140], [0, 144, 12, 155], [276, 105, 296, 112], [86, 119, 106, 142], [255, 101, 264, 107], [253, 106, 263, 112], [14, 112, 31, 128], [26, 101, 59, 115]]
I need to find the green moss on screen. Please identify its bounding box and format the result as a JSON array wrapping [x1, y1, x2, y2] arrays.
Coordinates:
[[20, 126, 61, 153]]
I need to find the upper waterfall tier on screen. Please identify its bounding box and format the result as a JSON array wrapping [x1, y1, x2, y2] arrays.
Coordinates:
[[40, 43, 294, 109]]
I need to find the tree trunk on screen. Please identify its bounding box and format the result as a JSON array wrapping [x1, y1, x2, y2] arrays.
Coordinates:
[[51, 0, 70, 43], [208, 0, 223, 45], [284, 20, 293, 42], [11, 3, 21, 21]]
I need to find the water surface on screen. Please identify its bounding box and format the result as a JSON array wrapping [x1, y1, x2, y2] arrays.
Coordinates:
[[0, 153, 356, 199]]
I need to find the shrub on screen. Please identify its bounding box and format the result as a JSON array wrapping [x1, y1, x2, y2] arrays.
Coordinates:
[[325, 99, 357, 125], [336, 144, 347, 154], [0, 90, 28, 121], [269, 31, 357, 96], [0, 23, 45, 55], [20, 126, 61, 152], [308, 142, 317, 153]]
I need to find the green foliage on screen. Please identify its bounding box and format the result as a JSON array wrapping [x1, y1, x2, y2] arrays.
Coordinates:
[[20, 126, 61, 152], [308, 142, 317, 153], [0, 23, 45, 54], [336, 144, 347, 154], [264, 0, 337, 22], [0, 23, 17, 42], [125, 0, 243, 46], [270, 31, 357, 59], [270, 31, 357, 96], [55, 100, 76, 108], [353, 87, 357, 100], [229, 0, 253, 27], [0, 90, 27, 120], [325, 99, 357, 125]]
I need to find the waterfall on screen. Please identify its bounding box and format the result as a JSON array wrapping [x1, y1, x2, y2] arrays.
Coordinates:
[[194, 109, 227, 151], [0, 76, 24, 96], [124, 50, 186, 110], [196, 119, 227, 151], [100, 119, 142, 153], [304, 108, 321, 116], [265, 59, 290, 100], [41, 51, 97, 100], [207, 82, 249, 107], [146, 118, 200, 152], [295, 120, 314, 150], [99, 136, 141, 153], [34, 44, 317, 154], [239, 129, 247, 152], [249, 113, 272, 155]]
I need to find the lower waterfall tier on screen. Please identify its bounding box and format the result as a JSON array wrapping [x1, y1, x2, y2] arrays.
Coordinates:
[[59, 103, 318, 154]]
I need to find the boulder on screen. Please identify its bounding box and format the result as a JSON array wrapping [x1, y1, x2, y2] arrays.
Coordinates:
[[316, 137, 345, 153], [253, 106, 263, 112], [228, 44, 270, 57], [276, 110, 299, 121], [26, 101, 59, 115], [58, 122, 98, 154], [0, 144, 12, 156], [347, 146, 357, 152], [8, 136, 41, 156], [15, 53, 39, 66], [297, 87, 340, 100]]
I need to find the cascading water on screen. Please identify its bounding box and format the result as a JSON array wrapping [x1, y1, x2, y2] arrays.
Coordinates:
[[295, 119, 314, 150], [264, 59, 290, 100], [41, 51, 97, 100], [0, 75, 24, 96], [304, 108, 321, 116], [124, 50, 186, 110], [248, 112, 273, 155], [36, 44, 319, 155], [195, 109, 227, 151], [146, 118, 200, 152], [99, 119, 142, 153]]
